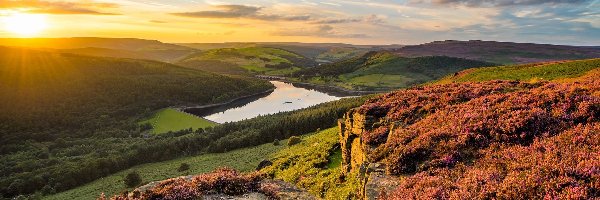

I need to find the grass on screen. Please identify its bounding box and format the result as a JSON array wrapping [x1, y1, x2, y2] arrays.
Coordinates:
[[435, 59, 600, 84], [140, 108, 216, 134], [44, 139, 288, 200], [261, 128, 361, 199]]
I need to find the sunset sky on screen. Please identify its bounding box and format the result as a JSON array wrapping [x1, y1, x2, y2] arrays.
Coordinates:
[[0, 0, 599, 45]]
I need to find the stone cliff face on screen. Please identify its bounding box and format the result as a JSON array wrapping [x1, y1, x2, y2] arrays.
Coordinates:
[[339, 109, 399, 199]]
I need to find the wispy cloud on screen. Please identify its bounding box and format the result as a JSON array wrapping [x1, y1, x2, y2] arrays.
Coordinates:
[[274, 24, 369, 38], [411, 0, 592, 7], [171, 4, 311, 21], [0, 0, 119, 15]]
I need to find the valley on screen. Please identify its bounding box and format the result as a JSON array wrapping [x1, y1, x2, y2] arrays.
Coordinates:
[[1, 38, 598, 200]]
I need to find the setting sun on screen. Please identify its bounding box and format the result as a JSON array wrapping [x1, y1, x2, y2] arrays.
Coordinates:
[[3, 13, 47, 36]]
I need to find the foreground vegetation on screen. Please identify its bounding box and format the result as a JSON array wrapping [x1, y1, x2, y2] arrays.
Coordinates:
[[44, 140, 287, 200], [262, 128, 361, 199], [350, 59, 600, 199], [0, 46, 273, 198], [139, 109, 216, 134]]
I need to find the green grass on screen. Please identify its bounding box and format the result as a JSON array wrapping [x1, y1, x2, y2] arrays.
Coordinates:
[[261, 128, 361, 199], [435, 59, 600, 84], [176, 47, 311, 75], [140, 108, 216, 134], [44, 140, 288, 200]]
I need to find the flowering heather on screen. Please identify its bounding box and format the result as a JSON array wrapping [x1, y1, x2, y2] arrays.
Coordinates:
[[353, 75, 599, 199], [380, 122, 600, 200], [106, 168, 268, 200]]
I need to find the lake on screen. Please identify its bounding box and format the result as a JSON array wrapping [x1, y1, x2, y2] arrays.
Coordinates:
[[185, 81, 354, 123]]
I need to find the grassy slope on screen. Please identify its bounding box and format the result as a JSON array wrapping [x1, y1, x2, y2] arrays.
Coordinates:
[[140, 108, 216, 134], [44, 140, 288, 200], [261, 128, 361, 199], [435, 59, 600, 84], [176, 47, 313, 75], [295, 51, 494, 90]]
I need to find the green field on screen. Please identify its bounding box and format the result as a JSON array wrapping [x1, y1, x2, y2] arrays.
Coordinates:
[[140, 108, 216, 134], [435, 59, 600, 84], [44, 139, 288, 200]]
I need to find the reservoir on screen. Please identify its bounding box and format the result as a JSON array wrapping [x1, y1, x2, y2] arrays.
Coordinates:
[[185, 81, 354, 123]]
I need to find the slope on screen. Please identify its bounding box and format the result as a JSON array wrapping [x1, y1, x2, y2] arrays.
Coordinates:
[[0, 46, 273, 198], [293, 51, 495, 90], [0, 37, 198, 62], [395, 40, 600, 64], [176, 47, 317, 76]]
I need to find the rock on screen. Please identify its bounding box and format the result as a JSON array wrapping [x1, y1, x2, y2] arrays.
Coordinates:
[[260, 180, 316, 200], [256, 159, 273, 171]]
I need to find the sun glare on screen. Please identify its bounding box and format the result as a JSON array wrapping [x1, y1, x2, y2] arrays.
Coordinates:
[[3, 13, 47, 36]]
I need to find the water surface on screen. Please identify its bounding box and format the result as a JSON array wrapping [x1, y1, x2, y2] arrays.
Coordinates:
[[187, 81, 351, 123]]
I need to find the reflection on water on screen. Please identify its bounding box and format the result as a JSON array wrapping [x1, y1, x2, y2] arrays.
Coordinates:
[[189, 81, 348, 123]]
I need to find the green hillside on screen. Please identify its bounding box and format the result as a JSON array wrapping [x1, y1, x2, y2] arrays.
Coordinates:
[[0, 38, 198, 62], [139, 108, 216, 134], [0, 46, 272, 198], [435, 59, 600, 84], [176, 47, 317, 76], [294, 51, 495, 90], [44, 139, 287, 200]]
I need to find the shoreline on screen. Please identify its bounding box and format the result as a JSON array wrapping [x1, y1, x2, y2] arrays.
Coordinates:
[[253, 75, 388, 96]]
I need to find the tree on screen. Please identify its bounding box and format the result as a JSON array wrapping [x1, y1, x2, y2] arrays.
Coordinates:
[[124, 171, 142, 188], [178, 163, 190, 172], [287, 136, 301, 146]]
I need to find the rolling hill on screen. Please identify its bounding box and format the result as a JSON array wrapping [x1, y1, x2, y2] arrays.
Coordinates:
[[0, 46, 272, 198], [176, 47, 317, 76], [71, 59, 600, 200], [293, 51, 496, 90], [395, 40, 600, 64], [0, 37, 198, 62]]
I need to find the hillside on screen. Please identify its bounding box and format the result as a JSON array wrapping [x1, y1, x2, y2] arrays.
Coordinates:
[[176, 47, 317, 76], [338, 59, 600, 199], [86, 59, 600, 200], [293, 51, 495, 90], [0, 38, 198, 62], [395, 40, 600, 64], [0, 46, 273, 198], [435, 59, 600, 84]]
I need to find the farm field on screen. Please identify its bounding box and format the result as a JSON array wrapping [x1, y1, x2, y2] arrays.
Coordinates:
[[141, 108, 216, 134]]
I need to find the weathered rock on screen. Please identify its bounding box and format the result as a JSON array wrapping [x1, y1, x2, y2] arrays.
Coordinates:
[[260, 179, 316, 200], [256, 160, 273, 171], [339, 109, 401, 199]]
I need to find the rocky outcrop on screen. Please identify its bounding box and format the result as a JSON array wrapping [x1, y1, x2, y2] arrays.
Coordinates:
[[339, 109, 400, 199]]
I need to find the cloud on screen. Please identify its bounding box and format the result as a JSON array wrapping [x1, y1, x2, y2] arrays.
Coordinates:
[[413, 0, 592, 7], [273, 25, 369, 38], [172, 4, 311, 21], [313, 14, 386, 24], [0, 0, 119, 15]]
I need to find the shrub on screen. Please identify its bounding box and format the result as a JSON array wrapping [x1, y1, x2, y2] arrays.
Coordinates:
[[287, 136, 301, 146], [273, 139, 280, 146], [123, 171, 142, 188], [177, 163, 190, 172]]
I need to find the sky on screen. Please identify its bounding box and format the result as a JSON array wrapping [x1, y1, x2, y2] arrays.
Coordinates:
[[0, 0, 599, 45]]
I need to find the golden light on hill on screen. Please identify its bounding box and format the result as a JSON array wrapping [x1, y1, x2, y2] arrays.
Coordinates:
[[3, 13, 48, 37]]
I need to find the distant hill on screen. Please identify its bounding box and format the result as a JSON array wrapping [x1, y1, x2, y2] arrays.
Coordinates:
[[0, 37, 198, 62], [293, 51, 495, 90], [435, 58, 600, 84], [176, 47, 317, 76], [178, 42, 402, 63], [395, 40, 600, 64], [0, 46, 272, 197]]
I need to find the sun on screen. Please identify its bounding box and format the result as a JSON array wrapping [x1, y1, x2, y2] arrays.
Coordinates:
[[3, 13, 47, 36]]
